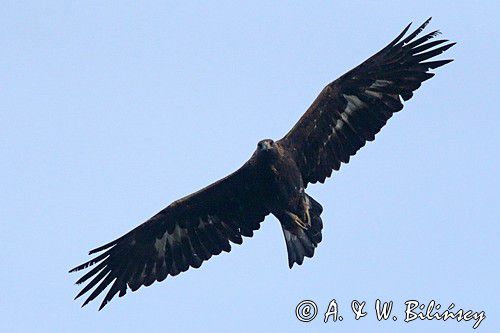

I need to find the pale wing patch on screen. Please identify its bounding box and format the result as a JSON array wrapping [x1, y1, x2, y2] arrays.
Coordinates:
[[364, 89, 383, 98], [369, 79, 393, 89], [343, 94, 367, 110], [154, 233, 168, 258]]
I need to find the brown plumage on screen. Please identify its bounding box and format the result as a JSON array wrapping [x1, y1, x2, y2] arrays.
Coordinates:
[[70, 18, 454, 310]]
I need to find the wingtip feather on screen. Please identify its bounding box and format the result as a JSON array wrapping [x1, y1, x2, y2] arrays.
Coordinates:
[[89, 240, 117, 255], [98, 301, 108, 311], [399, 17, 433, 46], [390, 22, 412, 46]]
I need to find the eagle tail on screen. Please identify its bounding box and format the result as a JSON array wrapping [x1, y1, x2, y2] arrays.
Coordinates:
[[281, 195, 323, 268]]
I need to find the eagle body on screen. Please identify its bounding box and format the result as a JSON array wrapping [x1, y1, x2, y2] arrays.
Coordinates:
[[253, 139, 324, 267], [71, 18, 454, 310], [254, 139, 304, 214]]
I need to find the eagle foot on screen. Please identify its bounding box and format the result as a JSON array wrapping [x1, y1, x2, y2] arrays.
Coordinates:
[[286, 211, 309, 230]]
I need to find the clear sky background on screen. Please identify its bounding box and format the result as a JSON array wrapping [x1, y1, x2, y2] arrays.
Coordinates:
[[1, 1, 498, 332]]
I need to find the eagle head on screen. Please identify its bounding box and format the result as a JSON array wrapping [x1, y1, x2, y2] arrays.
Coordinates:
[[255, 139, 279, 162], [257, 139, 275, 152]]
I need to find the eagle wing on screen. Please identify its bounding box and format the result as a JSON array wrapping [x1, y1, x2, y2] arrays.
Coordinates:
[[278, 18, 455, 186], [70, 158, 270, 310]]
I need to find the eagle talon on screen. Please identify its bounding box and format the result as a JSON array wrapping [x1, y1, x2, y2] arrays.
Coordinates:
[[296, 219, 309, 230], [287, 212, 309, 230]]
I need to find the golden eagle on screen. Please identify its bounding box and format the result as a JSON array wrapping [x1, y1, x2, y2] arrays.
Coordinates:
[[70, 18, 454, 310]]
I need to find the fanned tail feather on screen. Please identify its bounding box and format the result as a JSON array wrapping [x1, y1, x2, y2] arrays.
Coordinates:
[[282, 195, 324, 268]]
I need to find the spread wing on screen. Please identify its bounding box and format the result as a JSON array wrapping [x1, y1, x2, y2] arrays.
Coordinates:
[[278, 18, 455, 186], [70, 159, 270, 310]]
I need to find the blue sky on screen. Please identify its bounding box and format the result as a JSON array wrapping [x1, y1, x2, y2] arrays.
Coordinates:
[[1, 1, 498, 332]]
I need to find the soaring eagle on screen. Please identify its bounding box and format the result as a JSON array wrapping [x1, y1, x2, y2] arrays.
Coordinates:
[[70, 18, 454, 310]]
